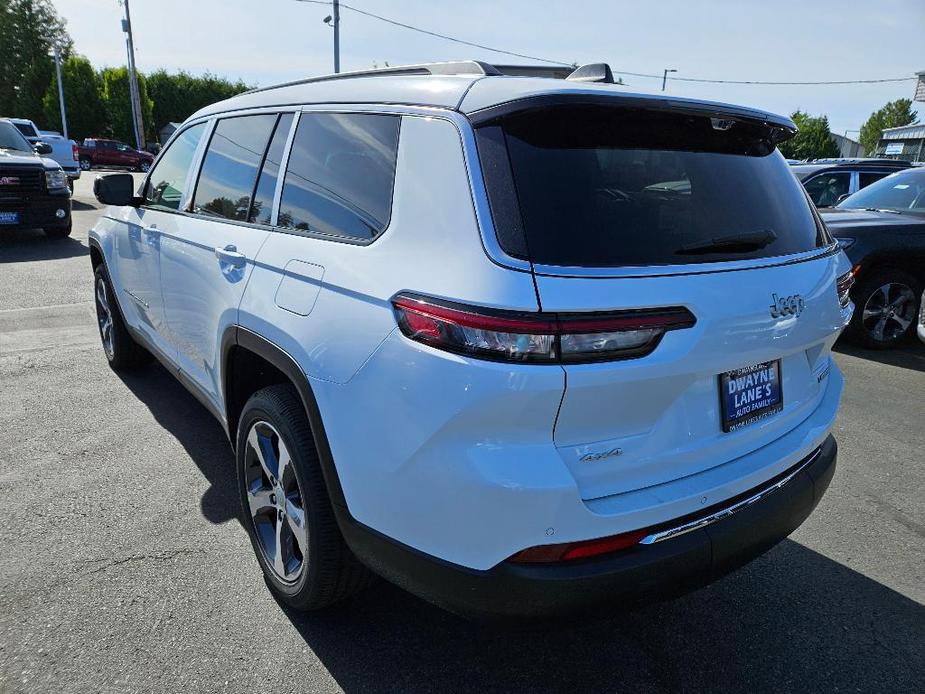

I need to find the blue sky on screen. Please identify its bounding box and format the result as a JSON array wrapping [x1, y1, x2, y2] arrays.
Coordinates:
[[56, 0, 924, 136]]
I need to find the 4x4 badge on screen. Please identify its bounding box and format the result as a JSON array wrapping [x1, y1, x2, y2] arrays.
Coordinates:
[[770, 293, 805, 319]]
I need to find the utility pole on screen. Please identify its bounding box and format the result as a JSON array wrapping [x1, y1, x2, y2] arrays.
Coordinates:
[[121, 0, 145, 150], [662, 68, 677, 91], [333, 0, 340, 73], [52, 44, 68, 140]]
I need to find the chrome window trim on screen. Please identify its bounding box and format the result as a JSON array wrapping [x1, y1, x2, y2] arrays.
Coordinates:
[[532, 244, 840, 279], [270, 111, 300, 227], [639, 445, 823, 545]]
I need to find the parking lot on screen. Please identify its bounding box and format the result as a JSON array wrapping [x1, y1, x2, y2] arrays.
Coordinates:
[[1, 175, 923, 693]]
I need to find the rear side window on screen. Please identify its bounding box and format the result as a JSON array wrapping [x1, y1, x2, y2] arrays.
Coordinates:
[[859, 171, 889, 188], [144, 123, 206, 210], [249, 113, 293, 225], [193, 114, 277, 221], [278, 113, 400, 240], [804, 172, 850, 207], [486, 105, 827, 268]]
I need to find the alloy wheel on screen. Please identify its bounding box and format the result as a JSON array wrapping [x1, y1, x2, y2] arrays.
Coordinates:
[[244, 421, 308, 583], [94, 277, 115, 360], [861, 282, 916, 343]]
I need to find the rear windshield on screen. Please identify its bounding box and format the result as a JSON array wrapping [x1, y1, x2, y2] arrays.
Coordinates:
[[485, 105, 827, 268]]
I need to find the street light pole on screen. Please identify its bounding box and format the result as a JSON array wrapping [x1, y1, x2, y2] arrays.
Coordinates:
[[662, 68, 677, 91], [52, 44, 68, 140], [121, 0, 145, 150], [333, 0, 340, 73]]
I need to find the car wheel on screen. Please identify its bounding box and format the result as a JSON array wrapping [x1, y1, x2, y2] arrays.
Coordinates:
[[847, 268, 922, 349], [79, 157, 92, 171], [93, 265, 153, 369], [137, 160, 151, 173], [236, 384, 374, 610], [43, 219, 72, 239]]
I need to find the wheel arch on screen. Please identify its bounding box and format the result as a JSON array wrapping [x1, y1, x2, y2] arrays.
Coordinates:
[[222, 327, 348, 509]]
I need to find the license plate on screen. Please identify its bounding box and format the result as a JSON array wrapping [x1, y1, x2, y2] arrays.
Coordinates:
[[719, 360, 783, 432], [0, 211, 19, 225]]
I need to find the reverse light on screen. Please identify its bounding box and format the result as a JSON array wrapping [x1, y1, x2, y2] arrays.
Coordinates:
[[392, 294, 696, 364], [836, 271, 855, 308], [509, 529, 650, 563]]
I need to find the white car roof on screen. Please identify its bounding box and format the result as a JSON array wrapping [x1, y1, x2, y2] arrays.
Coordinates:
[[188, 61, 794, 131]]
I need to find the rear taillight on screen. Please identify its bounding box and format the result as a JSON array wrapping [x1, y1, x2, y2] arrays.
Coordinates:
[[509, 529, 649, 563], [71, 143, 78, 161], [391, 294, 695, 364], [836, 270, 855, 308]]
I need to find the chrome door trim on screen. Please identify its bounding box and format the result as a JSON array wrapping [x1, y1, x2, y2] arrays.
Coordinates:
[[639, 445, 823, 545]]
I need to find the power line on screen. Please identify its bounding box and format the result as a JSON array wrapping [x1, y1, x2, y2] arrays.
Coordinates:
[[293, 0, 572, 65], [293, 0, 918, 86]]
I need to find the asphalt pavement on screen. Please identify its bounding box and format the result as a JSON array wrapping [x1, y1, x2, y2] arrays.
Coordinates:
[[1, 175, 923, 694]]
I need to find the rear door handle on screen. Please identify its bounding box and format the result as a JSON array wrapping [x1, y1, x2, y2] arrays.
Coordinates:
[[215, 244, 247, 269]]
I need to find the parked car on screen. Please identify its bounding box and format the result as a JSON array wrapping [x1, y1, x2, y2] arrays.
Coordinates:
[[89, 61, 850, 619], [77, 138, 154, 172], [7, 117, 80, 191], [0, 118, 72, 237], [791, 158, 912, 207], [918, 290, 925, 344], [821, 167, 925, 348]]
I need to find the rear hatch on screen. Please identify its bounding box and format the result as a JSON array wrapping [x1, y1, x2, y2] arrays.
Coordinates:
[[474, 100, 843, 501]]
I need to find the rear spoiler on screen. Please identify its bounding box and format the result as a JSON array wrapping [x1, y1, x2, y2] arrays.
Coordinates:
[[467, 93, 797, 145]]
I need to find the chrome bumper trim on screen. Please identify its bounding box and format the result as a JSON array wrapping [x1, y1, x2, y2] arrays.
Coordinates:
[[639, 446, 823, 545]]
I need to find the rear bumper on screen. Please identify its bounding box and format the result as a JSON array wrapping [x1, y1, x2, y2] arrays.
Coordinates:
[[338, 434, 837, 620]]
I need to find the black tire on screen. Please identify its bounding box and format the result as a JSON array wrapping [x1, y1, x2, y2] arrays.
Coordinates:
[[93, 264, 153, 369], [43, 219, 72, 238], [136, 160, 151, 173], [846, 268, 922, 349], [236, 384, 374, 610], [79, 157, 92, 171]]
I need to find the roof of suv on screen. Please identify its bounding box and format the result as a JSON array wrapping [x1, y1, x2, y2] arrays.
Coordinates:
[[187, 60, 796, 133]]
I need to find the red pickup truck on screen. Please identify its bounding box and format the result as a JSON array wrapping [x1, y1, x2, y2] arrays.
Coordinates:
[[77, 138, 155, 173]]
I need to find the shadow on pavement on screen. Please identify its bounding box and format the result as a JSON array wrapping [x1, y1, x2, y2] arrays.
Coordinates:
[[117, 361, 925, 694], [834, 338, 925, 373], [71, 199, 97, 211], [0, 229, 88, 262]]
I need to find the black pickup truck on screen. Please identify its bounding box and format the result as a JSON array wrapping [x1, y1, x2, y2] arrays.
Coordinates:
[[0, 118, 72, 238]]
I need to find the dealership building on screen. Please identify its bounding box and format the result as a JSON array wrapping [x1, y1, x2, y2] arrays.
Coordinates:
[[875, 122, 925, 162]]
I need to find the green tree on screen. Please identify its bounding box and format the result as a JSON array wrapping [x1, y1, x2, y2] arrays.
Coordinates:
[[778, 111, 840, 160], [42, 55, 104, 140], [99, 66, 153, 146], [147, 70, 251, 139], [0, 0, 72, 120], [859, 99, 919, 155]]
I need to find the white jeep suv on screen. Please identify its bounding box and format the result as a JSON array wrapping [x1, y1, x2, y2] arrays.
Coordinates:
[[90, 61, 853, 619]]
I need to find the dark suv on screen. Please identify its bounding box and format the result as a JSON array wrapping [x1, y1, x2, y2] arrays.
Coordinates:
[[791, 159, 912, 207]]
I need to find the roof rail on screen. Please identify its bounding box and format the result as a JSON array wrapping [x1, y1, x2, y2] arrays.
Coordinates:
[[244, 60, 501, 95]]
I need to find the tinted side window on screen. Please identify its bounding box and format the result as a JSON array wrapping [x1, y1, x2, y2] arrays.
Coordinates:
[[278, 113, 400, 239], [144, 123, 206, 210], [803, 172, 850, 207], [193, 114, 277, 221], [249, 113, 293, 225], [859, 171, 889, 188]]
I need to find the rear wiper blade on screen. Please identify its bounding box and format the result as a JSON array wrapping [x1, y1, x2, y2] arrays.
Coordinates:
[[676, 230, 777, 255]]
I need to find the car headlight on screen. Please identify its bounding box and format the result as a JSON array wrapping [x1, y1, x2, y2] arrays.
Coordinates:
[[835, 237, 855, 250], [45, 168, 68, 191]]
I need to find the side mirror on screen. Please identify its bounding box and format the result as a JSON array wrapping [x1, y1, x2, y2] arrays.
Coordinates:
[[94, 173, 139, 206], [33, 141, 53, 155], [835, 193, 850, 205]]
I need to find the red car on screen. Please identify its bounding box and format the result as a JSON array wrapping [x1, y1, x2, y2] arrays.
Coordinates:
[[77, 138, 155, 172]]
